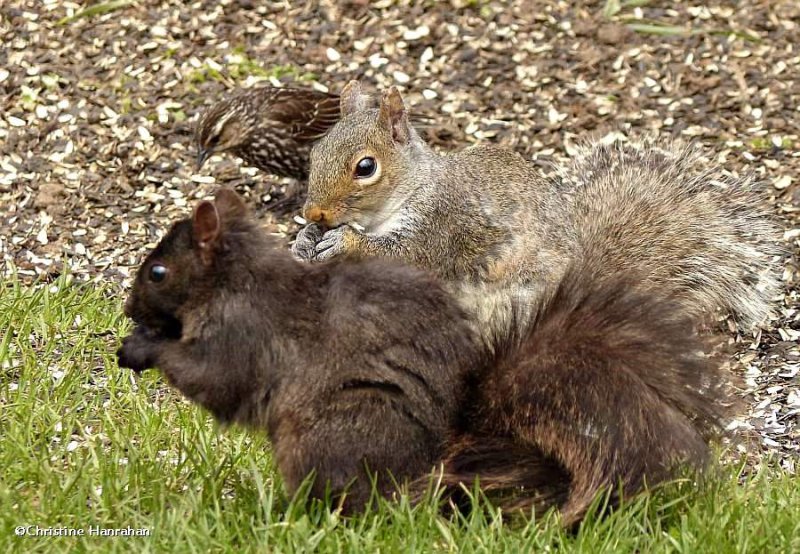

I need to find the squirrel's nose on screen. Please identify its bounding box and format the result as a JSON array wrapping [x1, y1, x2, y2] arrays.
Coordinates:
[[303, 205, 329, 225], [123, 295, 134, 318]]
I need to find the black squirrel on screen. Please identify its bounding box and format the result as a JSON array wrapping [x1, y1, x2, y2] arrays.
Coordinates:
[[117, 188, 482, 512], [118, 189, 734, 524]]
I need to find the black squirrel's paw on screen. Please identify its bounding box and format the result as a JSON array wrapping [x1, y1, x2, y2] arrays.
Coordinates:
[[117, 327, 159, 373], [314, 226, 360, 262], [292, 224, 325, 262]]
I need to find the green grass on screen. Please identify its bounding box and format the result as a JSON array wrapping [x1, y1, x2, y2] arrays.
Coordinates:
[[186, 57, 315, 86], [2, 273, 799, 553], [57, 0, 134, 26], [601, 0, 760, 42], [749, 137, 794, 151], [602, 0, 652, 19]]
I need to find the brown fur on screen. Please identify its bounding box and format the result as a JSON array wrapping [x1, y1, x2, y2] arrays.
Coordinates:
[[429, 261, 736, 525], [118, 189, 482, 512], [119, 188, 739, 524]]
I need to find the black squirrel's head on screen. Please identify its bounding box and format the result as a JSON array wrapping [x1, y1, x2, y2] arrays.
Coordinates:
[[124, 188, 251, 338], [304, 81, 418, 229]]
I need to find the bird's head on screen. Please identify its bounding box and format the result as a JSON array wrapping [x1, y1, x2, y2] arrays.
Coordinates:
[[195, 98, 254, 170]]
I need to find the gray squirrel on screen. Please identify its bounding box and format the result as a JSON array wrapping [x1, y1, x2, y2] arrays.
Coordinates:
[[294, 81, 782, 342], [118, 189, 734, 524]]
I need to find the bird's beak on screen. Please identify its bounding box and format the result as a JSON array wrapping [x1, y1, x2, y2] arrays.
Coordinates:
[[196, 148, 212, 171]]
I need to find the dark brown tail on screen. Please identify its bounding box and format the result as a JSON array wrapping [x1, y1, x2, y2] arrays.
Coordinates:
[[432, 262, 737, 525]]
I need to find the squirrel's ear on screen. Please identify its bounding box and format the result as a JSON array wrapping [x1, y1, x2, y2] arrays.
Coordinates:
[[340, 80, 370, 116], [214, 187, 248, 223], [193, 200, 221, 263], [378, 87, 410, 144]]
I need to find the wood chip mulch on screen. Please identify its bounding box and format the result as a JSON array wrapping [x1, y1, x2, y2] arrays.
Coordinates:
[[1, 1, 798, 471]]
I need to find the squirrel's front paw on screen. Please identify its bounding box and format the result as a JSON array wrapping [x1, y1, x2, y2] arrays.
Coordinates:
[[292, 224, 324, 262], [117, 327, 161, 373], [314, 226, 363, 262]]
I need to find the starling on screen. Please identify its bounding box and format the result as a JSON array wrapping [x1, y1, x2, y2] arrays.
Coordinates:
[[195, 86, 342, 181]]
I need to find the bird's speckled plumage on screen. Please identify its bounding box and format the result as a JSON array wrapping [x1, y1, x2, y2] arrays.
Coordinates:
[[195, 86, 342, 181]]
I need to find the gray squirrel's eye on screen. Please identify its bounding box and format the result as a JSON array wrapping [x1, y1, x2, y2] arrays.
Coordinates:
[[354, 157, 377, 179], [149, 264, 168, 283]]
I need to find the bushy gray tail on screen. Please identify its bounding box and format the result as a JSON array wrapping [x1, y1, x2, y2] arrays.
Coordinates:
[[561, 139, 783, 329]]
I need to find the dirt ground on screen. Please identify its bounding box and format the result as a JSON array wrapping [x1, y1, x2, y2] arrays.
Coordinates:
[[1, 1, 798, 467]]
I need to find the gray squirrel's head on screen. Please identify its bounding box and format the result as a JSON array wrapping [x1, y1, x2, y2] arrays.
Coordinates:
[[304, 81, 420, 228]]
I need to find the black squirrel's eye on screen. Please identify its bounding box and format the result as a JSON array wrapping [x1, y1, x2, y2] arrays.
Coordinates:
[[149, 264, 168, 283], [354, 157, 377, 179]]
